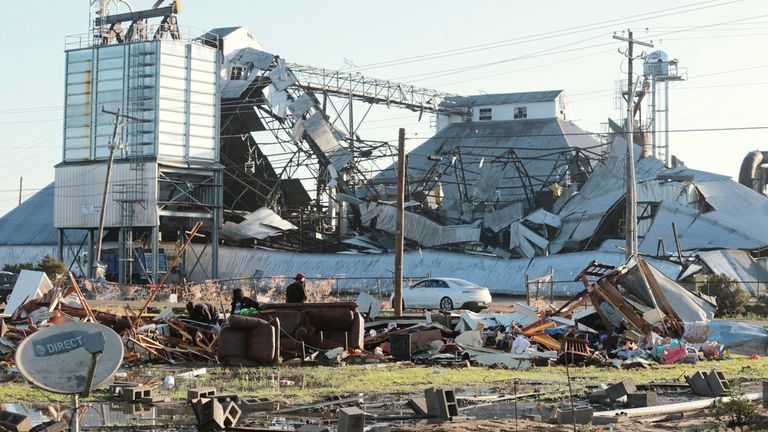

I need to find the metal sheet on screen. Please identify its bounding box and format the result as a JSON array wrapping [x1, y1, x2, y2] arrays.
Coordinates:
[[361, 202, 480, 247], [288, 93, 314, 117], [303, 112, 352, 171], [696, 249, 768, 295], [482, 203, 524, 232]]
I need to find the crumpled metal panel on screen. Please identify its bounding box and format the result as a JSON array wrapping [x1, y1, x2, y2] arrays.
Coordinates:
[[231, 47, 275, 71], [696, 249, 768, 295], [360, 202, 480, 247], [303, 112, 352, 171], [288, 93, 314, 117], [524, 208, 561, 228], [220, 207, 297, 241], [267, 58, 297, 91], [483, 203, 524, 232], [264, 84, 289, 118], [618, 260, 715, 323], [471, 163, 504, 202], [220, 80, 251, 99]]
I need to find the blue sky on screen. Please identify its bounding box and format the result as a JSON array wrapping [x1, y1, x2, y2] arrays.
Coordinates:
[[0, 0, 766, 216]]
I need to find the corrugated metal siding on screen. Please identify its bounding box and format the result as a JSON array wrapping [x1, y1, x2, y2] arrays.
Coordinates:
[[0, 184, 83, 246], [186, 246, 679, 296], [54, 162, 157, 228]]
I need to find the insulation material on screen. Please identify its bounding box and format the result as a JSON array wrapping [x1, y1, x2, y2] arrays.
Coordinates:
[[361, 202, 480, 247], [263, 84, 289, 118], [696, 249, 768, 296], [288, 93, 314, 117], [303, 112, 352, 171], [267, 58, 297, 91], [5, 270, 53, 317], [618, 261, 715, 323]]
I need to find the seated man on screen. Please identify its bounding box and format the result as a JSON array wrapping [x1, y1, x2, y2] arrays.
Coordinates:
[[231, 288, 260, 315]]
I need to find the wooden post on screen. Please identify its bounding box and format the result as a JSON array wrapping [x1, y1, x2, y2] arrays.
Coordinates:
[[394, 128, 406, 317]]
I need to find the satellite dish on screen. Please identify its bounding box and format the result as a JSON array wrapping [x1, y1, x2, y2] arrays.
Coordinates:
[[15, 322, 123, 394]]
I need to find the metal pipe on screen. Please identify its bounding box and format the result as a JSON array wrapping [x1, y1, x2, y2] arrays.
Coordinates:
[[596, 392, 761, 418]]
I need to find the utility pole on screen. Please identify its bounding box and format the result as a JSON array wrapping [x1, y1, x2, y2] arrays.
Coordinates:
[[18, 177, 22, 206], [394, 128, 405, 317], [613, 30, 653, 260], [95, 107, 136, 276]]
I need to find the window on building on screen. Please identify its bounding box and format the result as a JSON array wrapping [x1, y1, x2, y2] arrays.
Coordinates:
[[479, 108, 492, 121], [230, 66, 244, 80], [514, 106, 527, 119]]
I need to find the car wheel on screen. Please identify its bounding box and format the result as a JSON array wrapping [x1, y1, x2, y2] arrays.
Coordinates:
[[391, 298, 405, 311], [439, 297, 454, 312]]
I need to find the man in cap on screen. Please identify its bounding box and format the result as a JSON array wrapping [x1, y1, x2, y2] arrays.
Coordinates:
[[285, 273, 307, 303]]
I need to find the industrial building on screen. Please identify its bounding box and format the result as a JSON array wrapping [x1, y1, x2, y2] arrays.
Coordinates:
[[1, 0, 767, 296]]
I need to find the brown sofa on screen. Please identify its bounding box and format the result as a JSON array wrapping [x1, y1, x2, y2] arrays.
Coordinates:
[[258, 302, 364, 358], [217, 315, 280, 365]]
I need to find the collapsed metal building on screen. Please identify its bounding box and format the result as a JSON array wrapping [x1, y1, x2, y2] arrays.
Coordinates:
[[2, 0, 768, 294]]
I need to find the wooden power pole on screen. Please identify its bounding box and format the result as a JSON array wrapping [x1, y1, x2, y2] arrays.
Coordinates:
[[613, 30, 653, 260], [393, 128, 405, 317]]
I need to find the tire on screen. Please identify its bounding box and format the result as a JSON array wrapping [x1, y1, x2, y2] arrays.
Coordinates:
[[439, 296, 454, 312], [392, 298, 405, 311]]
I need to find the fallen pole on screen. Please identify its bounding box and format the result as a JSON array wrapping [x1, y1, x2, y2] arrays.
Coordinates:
[[595, 392, 762, 418]]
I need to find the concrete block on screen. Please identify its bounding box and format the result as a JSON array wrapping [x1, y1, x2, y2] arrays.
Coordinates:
[[588, 390, 611, 405], [605, 379, 636, 401], [406, 398, 429, 417], [686, 371, 712, 396], [521, 414, 542, 422], [592, 415, 628, 425], [214, 393, 241, 404], [221, 401, 241, 427], [627, 392, 657, 408], [444, 389, 459, 417], [109, 382, 139, 398], [338, 407, 365, 432], [705, 371, 727, 396], [187, 387, 216, 402], [424, 388, 452, 420], [123, 386, 152, 402], [191, 398, 225, 432], [0, 410, 31, 432], [556, 407, 593, 425]]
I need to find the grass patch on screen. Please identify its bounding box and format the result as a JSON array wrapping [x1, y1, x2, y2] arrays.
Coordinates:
[[3, 356, 767, 404]]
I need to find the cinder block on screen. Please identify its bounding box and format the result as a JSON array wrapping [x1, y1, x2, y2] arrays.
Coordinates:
[[337, 407, 365, 432], [191, 398, 225, 432], [588, 390, 610, 405], [406, 398, 429, 417], [707, 370, 730, 395], [214, 393, 240, 404], [221, 400, 241, 428], [605, 379, 636, 401], [627, 392, 657, 408], [592, 415, 628, 425], [187, 387, 216, 402], [443, 389, 459, 417], [556, 407, 594, 425], [109, 382, 139, 398], [424, 388, 452, 420], [686, 371, 712, 396], [123, 386, 152, 402], [0, 410, 32, 432]]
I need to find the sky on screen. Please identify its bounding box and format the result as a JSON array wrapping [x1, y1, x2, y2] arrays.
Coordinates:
[[0, 0, 766, 217]]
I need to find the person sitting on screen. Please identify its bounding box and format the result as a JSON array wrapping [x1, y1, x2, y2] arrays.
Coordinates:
[[231, 288, 260, 315], [186, 301, 220, 325], [285, 273, 307, 303]]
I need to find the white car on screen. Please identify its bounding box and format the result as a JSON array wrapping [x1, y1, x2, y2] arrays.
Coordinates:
[[391, 277, 492, 312]]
